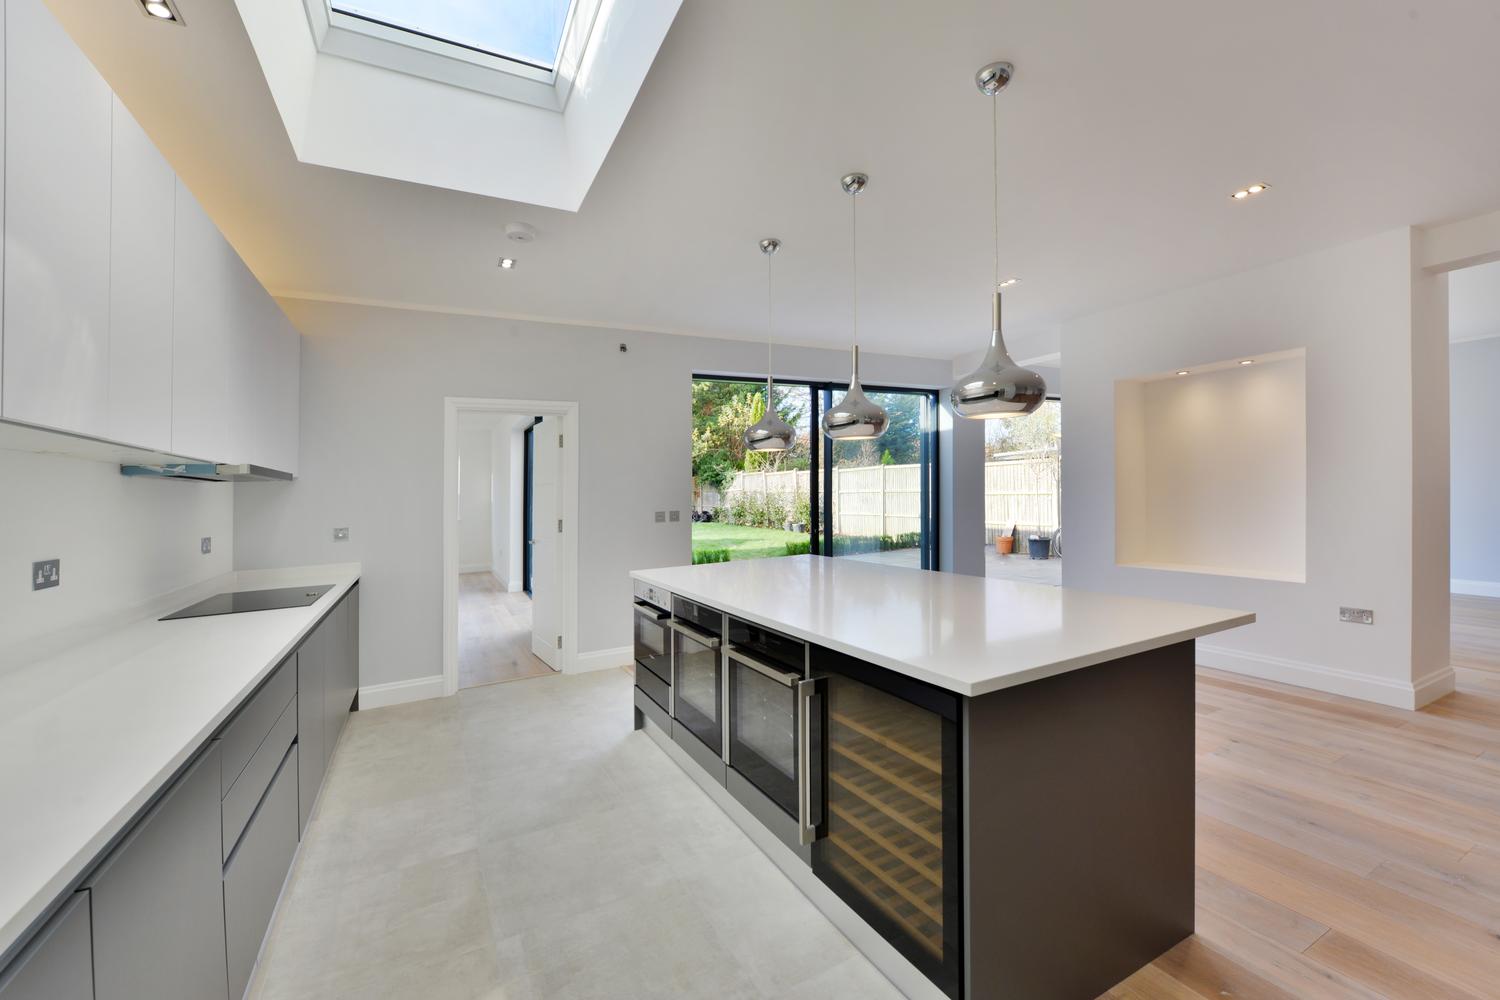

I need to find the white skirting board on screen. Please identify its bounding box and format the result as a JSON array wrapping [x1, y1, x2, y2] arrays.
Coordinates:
[[358, 674, 445, 709], [459, 563, 492, 575], [571, 645, 632, 674], [1197, 644, 1455, 710], [1453, 579, 1500, 598]]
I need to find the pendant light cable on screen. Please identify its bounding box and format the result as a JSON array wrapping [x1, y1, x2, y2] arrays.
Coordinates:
[[851, 182, 859, 352], [766, 244, 774, 397], [992, 92, 1000, 292]]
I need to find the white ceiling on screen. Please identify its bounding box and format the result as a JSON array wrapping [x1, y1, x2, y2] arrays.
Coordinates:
[[49, 0, 1500, 364], [1450, 259, 1500, 343]]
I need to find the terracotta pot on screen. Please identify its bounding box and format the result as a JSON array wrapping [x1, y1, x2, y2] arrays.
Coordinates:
[[996, 535, 1015, 555]]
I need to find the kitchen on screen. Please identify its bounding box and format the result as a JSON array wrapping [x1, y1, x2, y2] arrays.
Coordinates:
[[4, 1, 1500, 999]]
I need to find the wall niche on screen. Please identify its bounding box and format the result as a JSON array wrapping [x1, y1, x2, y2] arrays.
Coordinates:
[[1115, 348, 1306, 583]]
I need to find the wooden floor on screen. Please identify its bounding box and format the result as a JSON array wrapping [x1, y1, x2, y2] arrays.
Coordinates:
[[1106, 594, 1500, 999], [457, 572, 556, 689]]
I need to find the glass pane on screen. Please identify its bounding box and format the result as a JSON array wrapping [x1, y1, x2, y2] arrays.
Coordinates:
[[672, 634, 721, 754], [824, 390, 932, 569], [332, 0, 575, 69], [821, 675, 950, 972], [690, 379, 813, 563], [729, 664, 798, 816], [982, 398, 1061, 585]]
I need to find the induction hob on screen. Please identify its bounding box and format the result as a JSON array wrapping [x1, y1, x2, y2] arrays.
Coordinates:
[[162, 585, 334, 621]]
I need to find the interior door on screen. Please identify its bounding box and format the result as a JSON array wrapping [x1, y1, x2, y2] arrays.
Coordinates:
[[529, 415, 561, 669]]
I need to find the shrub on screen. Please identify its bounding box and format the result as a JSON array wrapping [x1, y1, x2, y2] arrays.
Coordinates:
[[793, 490, 811, 526], [784, 540, 812, 556], [693, 547, 731, 565]]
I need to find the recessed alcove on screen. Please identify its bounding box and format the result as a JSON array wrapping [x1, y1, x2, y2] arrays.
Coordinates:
[[1115, 349, 1307, 583]]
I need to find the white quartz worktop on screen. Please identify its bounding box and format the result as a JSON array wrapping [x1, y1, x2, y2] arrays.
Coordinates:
[[632, 556, 1252, 697], [0, 563, 360, 961]]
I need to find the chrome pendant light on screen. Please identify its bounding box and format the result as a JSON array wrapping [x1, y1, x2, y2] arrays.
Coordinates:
[[744, 238, 796, 452], [821, 172, 888, 440], [950, 61, 1047, 419]]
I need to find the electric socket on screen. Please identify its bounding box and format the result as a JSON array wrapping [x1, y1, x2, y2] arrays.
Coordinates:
[[201, 536, 212, 555], [1339, 606, 1374, 625], [669, 510, 681, 523], [32, 559, 60, 591], [333, 527, 350, 541]]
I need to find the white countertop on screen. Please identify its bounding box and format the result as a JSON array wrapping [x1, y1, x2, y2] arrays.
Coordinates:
[[632, 556, 1252, 697], [0, 563, 360, 961]]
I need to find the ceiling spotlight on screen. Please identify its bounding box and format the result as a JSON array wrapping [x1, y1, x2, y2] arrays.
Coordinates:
[[1231, 182, 1270, 201], [140, 0, 182, 22], [1176, 370, 1190, 376], [498, 257, 516, 269], [998, 277, 1020, 288], [1239, 359, 1255, 366]]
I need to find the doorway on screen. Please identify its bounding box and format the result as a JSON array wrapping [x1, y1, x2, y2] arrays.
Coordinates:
[[443, 397, 580, 697]]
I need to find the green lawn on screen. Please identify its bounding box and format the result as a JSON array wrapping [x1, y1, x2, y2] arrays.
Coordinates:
[[692, 522, 804, 561]]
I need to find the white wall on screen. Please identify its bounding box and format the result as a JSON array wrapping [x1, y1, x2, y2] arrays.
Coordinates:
[[490, 424, 524, 591], [456, 426, 492, 572], [1451, 335, 1500, 595], [1062, 227, 1451, 709], [232, 300, 958, 690], [0, 448, 234, 655]]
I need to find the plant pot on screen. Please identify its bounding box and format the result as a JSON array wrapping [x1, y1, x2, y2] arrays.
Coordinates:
[[996, 535, 1015, 555], [1027, 535, 1050, 560]]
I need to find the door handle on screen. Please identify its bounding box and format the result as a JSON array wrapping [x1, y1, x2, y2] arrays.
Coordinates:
[[728, 647, 801, 687], [797, 677, 827, 845]]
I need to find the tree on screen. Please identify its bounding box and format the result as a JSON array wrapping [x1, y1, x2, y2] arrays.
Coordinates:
[[985, 399, 1061, 459]]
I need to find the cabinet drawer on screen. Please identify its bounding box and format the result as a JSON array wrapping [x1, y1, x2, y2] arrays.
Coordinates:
[[0, 891, 92, 1000], [222, 695, 297, 862], [223, 745, 298, 1000], [635, 666, 670, 715], [220, 658, 296, 797]]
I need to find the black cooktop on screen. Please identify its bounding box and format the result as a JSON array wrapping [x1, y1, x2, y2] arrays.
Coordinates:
[[162, 585, 334, 621]]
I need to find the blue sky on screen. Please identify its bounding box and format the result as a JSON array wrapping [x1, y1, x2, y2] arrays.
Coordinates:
[[334, 0, 574, 68]]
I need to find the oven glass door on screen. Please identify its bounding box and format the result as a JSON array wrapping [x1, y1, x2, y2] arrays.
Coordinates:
[[633, 603, 671, 684], [670, 622, 722, 754], [727, 649, 801, 817]]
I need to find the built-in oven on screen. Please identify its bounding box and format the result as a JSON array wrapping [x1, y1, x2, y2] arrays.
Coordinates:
[[725, 618, 824, 853], [669, 597, 724, 764], [632, 581, 672, 715]]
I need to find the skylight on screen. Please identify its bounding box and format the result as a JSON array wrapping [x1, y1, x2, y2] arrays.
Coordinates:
[[330, 0, 576, 71]]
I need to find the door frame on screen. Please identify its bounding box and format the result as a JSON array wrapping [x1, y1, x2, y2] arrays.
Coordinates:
[[442, 396, 580, 696]]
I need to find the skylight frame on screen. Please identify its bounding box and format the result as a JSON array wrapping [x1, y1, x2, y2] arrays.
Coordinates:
[[302, 0, 604, 111]]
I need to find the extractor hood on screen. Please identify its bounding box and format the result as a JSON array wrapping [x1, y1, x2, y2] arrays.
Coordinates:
[[119, 463, 293, 483]]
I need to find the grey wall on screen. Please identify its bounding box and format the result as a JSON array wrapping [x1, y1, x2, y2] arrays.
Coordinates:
[[233, 300, 962, 689], [1451, 336, 1500, 590]]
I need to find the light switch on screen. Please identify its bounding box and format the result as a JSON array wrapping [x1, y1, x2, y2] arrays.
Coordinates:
[[668, 510, 681, 522], [654, 511, 666, 523], [333, 527, 350, 541], [201, 536, 212, 555]]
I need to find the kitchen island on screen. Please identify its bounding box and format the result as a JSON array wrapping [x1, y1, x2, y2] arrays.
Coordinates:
[[629, 555, 1252, 1000]]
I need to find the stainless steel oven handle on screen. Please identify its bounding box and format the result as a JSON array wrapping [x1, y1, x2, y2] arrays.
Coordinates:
[[633, 601, 670, 622], [668, 619, 721, 648], [796, 677, 825, 846], [727, 647, 801, 687]]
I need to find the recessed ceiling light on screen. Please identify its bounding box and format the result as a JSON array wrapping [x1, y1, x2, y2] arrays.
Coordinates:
[[1176, 370, 1190, 376], [1239, 359, 1255, 366], [140, 0, 181, 22], [1231, 182, 1270, 201], [998, 277, 1020, 288], [498, 257, 516, 270]]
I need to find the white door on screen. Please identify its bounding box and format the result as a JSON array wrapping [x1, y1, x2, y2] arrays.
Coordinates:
[[530, 416, 562, 669]]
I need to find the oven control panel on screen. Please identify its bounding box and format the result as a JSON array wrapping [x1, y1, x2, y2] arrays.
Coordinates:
[[633, 579, 671, 612]]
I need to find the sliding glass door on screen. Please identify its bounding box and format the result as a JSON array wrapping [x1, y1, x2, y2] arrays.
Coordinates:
[[820, 388, 937, 569], [690, 376, 937, 569]]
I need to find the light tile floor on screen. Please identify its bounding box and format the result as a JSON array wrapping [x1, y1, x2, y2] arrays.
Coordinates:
[[248, 668, 902, 1000]]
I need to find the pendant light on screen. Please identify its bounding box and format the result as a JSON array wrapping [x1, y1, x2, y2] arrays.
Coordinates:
[[744, 238, 796, 452], [821, 172, 888, 440], [950, 61, 1047, 419]]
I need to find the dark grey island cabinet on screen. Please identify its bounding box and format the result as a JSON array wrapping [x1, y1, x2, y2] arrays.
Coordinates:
[[0, 583, 359, 1000], [629, 559, 1250, 1000]]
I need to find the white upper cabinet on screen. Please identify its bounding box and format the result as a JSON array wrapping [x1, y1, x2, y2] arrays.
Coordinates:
[[109, 97, 176, 453], [228, 267, 300, 475], [2, 0, 113, 437], [171, 181, 235, 462]]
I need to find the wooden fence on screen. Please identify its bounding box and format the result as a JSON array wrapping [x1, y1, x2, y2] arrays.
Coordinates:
[[720, 449, 1059, 543]]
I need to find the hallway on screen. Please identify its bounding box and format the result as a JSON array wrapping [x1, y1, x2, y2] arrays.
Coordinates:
[[458, 573, 556, 689]]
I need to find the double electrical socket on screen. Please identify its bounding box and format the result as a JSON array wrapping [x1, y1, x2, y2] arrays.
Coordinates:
[[32, 559, 59, 591], [653, 511, 682, 523]]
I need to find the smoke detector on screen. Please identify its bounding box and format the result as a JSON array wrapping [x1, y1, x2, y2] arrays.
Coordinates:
[[505, 222, 538, 243]]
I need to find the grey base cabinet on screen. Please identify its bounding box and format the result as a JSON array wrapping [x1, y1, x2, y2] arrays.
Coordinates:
[[88, 743, 229, 1000], [224, 745, 299, 1000], [298, 587, 359, 833], [0, 891, 92, 1000]]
